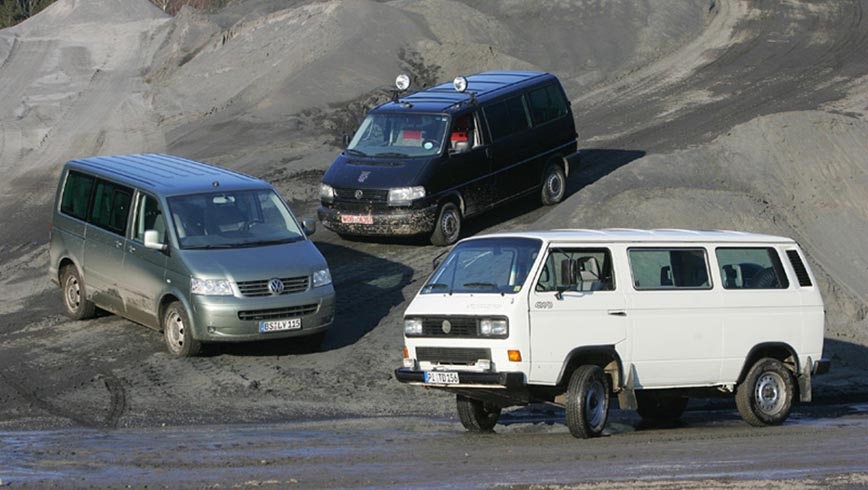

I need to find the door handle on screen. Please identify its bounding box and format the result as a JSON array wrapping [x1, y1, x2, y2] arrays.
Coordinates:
[[114, 240, 123, 248], [128, 246, 136, 253], [608, 310, 627, 317]]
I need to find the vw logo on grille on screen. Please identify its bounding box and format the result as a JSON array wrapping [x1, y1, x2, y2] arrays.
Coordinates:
[[354, 189, 364, 200], [268, 278, 285, 295], [441, 320, 452, 334]]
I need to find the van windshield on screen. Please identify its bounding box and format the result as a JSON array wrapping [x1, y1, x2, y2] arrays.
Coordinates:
[[167, 189, 305, 249], [422, 237, 542, 294], [347, 113, 448, 158]]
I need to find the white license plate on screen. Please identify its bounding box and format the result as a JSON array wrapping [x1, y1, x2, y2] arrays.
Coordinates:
[[340, 214, 373, 225], [424, 371, 460, 384], [259, 318, 302, 333]]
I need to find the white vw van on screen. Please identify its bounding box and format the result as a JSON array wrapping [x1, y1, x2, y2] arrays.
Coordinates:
[[395, 229, 830, 437]]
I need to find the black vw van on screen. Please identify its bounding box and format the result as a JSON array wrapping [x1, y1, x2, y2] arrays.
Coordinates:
[[318, 71, 578, 246]]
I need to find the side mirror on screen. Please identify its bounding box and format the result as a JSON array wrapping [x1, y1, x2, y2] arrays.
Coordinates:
[[302, 217, 317, 236], [343, 132, 351, 147], [144, 230, 167, 251]]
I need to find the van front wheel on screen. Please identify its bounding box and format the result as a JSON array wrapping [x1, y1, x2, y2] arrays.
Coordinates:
[[735, 357, 794, 426], [565, 365, 610, 438], [431, 202, 461, 246], [163, 301, 201, 358], [541, 163, 566, 205], [456, 394, 500, 432], [61, 265, 96, 320]]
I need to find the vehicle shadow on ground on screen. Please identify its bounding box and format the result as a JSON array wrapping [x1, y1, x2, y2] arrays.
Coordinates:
[[462, 148, 645, 238], [210, 241, 414, 356]]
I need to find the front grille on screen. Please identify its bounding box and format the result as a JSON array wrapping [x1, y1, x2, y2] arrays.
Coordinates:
[[334, 187, 389, 204], [236, 276, 309, 297], [238, 304, 319, 321], [420, 316, 479, 337], [416, 347, 491, 366]]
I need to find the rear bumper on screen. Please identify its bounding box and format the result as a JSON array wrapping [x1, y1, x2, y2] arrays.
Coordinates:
[[317, 203, 438, 237]]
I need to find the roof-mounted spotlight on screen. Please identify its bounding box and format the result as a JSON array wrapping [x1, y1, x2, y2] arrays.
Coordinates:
[[453, 76, 468, 93], [395, 73, 411, 92]]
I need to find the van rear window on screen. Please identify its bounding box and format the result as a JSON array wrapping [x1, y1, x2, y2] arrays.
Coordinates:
[[715, 247, 789, 289]]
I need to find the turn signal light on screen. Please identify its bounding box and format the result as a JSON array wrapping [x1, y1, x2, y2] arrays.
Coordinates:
[[508, 350, 522, 362]]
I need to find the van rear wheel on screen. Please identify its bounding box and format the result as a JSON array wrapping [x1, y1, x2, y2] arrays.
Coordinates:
[[163, 301, 201, 358], [541, 163, 566, 205], [456, 394, 500, 432], [735, 357, 794, 426], [431, 202, 461, 246], [61, 265, 96, 320], [565, 365, 610, 438]]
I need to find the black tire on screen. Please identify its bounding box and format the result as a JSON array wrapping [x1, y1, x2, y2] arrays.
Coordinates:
[[456, 394, 501, 432], [735, 358, 795, 426], [565, 365, 610, 438], [61, 265, 96, 320], [540, 162, 566, 206], [163, 301, 201, 358], [430, 202, 461, 246], [636, 391, 688, 422]]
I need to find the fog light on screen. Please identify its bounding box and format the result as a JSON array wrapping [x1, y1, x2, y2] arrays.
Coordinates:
[[508, 350, 522, 362], [477, 359, 491, 371], [403, 357, 417, 369]]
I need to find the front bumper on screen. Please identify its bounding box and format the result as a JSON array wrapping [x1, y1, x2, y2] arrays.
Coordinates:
[[189, 287, 336, 342], [394, 368, 525, 388], [317, 203, 438, 237]]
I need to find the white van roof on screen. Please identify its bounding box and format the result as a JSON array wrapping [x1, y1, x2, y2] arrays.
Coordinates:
[[463, 228, 796, 245]]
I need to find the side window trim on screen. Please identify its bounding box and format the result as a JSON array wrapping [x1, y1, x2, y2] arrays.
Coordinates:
[[628, 247, 712, 290]]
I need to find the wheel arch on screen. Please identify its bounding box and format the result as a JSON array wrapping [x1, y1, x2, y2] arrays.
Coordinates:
[[737, 342, 800, 385], [556, 345, 624, 392]]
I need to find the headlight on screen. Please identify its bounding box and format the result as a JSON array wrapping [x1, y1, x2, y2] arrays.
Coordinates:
[[404, 318, 423, 336], [320, 183, 335, 203], [312, 268, 332, 288], [479, 318, 508, 337], [388, 186, 425, 206], [191, 278, 233, 296]]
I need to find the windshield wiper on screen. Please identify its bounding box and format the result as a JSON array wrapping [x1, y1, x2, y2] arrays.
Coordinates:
[[184, 244, 235, 250], [424, 283, 450, 291], [346, 148, 368, 157], [373, 151, 410, 158], [462, 282, 498, 289], [236, 238, 298, 247]]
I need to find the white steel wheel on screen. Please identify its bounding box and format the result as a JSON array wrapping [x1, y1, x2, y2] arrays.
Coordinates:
[[541, 163, 566, 205]]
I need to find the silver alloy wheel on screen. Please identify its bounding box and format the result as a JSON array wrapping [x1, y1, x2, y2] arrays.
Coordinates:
[[544, 170, 564, 201], [755, 371, 785, 415], [440, 207, 459, 240], [64, 275, 81, 311], [585, 378, 607, 431], [165, 308, 185, 353]]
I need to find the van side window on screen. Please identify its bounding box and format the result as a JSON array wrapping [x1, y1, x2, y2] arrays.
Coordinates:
[[629, 248, 710, 289], [527, 84, 569, 125], [536, 248, 614, 292], [715, 247, 789, 289], [60, 171, 95, 220], [89, 180, 133, 235], [484, 95, 530, 141], [133, 194, 166, 244]]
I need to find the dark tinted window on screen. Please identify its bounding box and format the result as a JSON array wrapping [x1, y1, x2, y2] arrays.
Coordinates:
[[89, 180, 133, 235], [785, 249, 812, 287], [629, 248, 711, 289], [527, 84, 569, 125], [60, 171, 95, 220], [716, 247, 789, 289], [484, 96, 530, 141]]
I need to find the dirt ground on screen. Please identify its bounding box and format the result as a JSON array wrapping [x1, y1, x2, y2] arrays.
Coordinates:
[[1, 0, 868, 487]]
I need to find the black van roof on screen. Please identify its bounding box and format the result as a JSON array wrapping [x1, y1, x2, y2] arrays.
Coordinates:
[[65, 153, 268, 196], [376, 70, 556, 113]]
